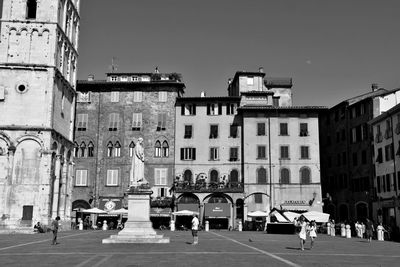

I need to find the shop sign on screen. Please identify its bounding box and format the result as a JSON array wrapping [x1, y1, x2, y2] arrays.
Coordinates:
[[282, 200, 308, 206], [99, 198, 122, 211], [204, 203, 231, 218]]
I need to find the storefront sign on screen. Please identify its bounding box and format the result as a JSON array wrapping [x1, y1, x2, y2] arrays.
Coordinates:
[[204, 203, 231, 218], [99, 198, 122, 211], [283, 200, 307, 205]]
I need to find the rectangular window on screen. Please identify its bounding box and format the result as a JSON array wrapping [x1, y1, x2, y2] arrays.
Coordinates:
[[257, 123, 266, 136], [158, 91, 167, 102], [300, 146, 309, 159], [254, 194, 262, 203], [75, 169, 88, 186], [229, 147, 239, 161], [280, 123, 288, 136], [110, 76, 118, 81], [209, 147, 219, 161], [273, 98, 279, 107], [181, 104, 196, 115], [157, 113, 167, 131], [377, 148, 383, 163], [342, 151, 347, 165], [110, 91, 119, 102], [386, 174, 391, 192], [230, 124, 238, 138], [247, 77, 254, 85], [226, 103, 237, 115], [106, 169, 118, 186], [377, 176, 381, 193], [76, 113, 88, 131], [184, 125, 193, 139], [209, 124, 219, 139], [180, 148, 196, 160], [132, 113, 142, 131], [108, 113, 119, 131], [257, 145, 266, 159], [77, 92, 90, 103], [207, 103, 222, 115], [133, 91, 143, 102], [154, 168, 167, 185], [120, 76, 128, 82], [351, 128, 357, 143], [300, 123, 308, 136], [280, 146, 289, 159], [385, 144, 394, 161]]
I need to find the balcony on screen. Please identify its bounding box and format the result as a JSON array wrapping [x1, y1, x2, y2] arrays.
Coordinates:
[[174, 181, 244, 193]]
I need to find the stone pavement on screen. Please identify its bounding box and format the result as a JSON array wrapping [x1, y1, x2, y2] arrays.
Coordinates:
[[0, 229, 399, 267]]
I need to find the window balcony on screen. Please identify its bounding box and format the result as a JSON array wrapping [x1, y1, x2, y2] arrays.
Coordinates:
[[174, 181, 244, 193]]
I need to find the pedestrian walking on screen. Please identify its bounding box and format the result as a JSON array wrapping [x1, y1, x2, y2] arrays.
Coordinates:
[[191, 214, 199, 245], [297, 216, 307, 250], [51, 216, 60, 245], [308, 220, 317, 249], [365, 218, 374, 243]]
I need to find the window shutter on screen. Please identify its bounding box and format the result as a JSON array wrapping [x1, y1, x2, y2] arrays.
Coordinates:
[[207, 104, 210, 115], [193, 104, 196, 115], [181, 148, 184, 160], [181, 104, 185, 115], [193, 148, 196, 160], [218, 103, 222, 115]]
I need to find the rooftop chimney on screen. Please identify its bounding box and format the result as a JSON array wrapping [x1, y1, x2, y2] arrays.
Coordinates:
[[259, 67, 264, 73], [87, 74, 94, 81], [154, 66, 159, 74], [200, 91, 206, 97], [371, 83, 378, 92], [228, 78, 232, 85]]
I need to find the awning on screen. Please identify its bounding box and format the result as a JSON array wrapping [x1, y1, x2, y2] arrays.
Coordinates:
[[280, 205, 309, 212], [204, 203, 231, 218], [176, 203, 199, 212], [98, 214, 119, 217], [150, 207, 171, 217], [269, 210, 288, 222]]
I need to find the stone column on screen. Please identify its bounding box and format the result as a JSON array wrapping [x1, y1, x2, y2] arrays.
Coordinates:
[[52, 154, 62, 218], [64, 162, 74, 221], [58, 159, 68, 219]]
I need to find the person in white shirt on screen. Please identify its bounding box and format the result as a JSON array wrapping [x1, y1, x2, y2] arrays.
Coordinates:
[[191, 214, 199, 245]]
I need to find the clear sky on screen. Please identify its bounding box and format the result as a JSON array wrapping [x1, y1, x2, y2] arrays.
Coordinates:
[[3, 0, 400, 107]]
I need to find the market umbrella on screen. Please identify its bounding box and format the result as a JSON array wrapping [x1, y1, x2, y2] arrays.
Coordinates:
[[81, 207, 107, 214], [247, 211, 269, 217], [269, 210, 288, 222], [172, 210, 199, 216], [301, 210, 330, 223], [283, 211, 300, 222], [108, 208, 128, 215]]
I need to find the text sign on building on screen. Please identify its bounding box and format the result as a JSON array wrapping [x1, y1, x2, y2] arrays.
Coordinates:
[[204, 203, 231, 218]]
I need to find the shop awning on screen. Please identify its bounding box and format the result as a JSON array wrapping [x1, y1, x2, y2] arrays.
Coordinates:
[[280, 205, 309, 212], [98, 214, 119, 217], [150, 208, 171, 217], [204, 203, 231, 218]]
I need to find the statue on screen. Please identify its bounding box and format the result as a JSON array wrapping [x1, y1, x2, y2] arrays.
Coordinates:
[[130, 137, 148, 187]]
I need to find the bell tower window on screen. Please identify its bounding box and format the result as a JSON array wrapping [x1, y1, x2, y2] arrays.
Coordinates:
[[27, 0, 37, 19]]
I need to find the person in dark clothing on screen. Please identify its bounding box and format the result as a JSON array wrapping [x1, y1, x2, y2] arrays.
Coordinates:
[[51, 216, 60, 245], [365, 218, 374, 243]]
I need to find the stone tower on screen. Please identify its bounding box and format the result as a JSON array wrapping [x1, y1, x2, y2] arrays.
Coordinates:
[[0, 0, 80, 230]]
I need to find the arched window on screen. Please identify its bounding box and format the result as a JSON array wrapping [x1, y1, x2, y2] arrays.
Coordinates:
[[129, 141, 135, 157], [107, 141, 113, 157], [300, 167, 311, 184], [88, 142, 94, 157], [154, 141, 161, 157], [210, 170, 219, 183], [26, 0, 37, 19], [257, 167, 267, 184], [162, 141, 169, 157], [183, 169, 192, 182], [230, 169, 239, 185], [74, 142, 79, 158], [280, 168, 290, 184], [114, 141, 121, 157], [79, 142, 86, 158]]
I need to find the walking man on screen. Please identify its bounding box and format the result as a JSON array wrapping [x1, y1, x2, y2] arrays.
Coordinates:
[[51, 216, 60, 245], [191, 214, 199, 245]]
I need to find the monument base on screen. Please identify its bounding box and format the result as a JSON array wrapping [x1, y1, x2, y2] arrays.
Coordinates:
[[102, 186, 170, 244]]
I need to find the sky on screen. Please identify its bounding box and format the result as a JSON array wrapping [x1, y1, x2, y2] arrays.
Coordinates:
[[3, 0, 400, 108]]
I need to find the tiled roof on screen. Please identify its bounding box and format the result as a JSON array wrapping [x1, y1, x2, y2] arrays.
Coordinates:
[[238, 105, 327, 110], [369, 103, 400, 125]]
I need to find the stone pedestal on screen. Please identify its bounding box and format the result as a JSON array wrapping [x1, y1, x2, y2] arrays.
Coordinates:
[[102, 187, 169, 244]]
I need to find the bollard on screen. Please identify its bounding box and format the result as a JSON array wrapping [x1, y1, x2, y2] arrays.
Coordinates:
[[238, 221, 242, 232], [170, 220, 175, 231], [79, 220, 83, 231], [102, 220, 108, 231], [327, 222, 331, 235], [346, 224, 351, 238], [205, 221, 209, 232], [377, 225, 384, 241], [341, 224, 346, 237]]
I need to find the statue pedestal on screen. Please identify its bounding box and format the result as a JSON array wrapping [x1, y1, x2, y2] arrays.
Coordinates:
[[102, 187, 169, 244]]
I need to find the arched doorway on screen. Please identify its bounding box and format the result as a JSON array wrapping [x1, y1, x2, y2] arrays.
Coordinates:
[[204, 194, 232, 230], [175, 194, 199, 230], [72, 200, 91, 228]]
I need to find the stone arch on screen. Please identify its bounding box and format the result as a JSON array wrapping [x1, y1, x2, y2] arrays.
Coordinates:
[[177, 193, 199, 204], [72, 199, 90, 210], [203, 193, 233, 204], [12, 139, 42, 184]]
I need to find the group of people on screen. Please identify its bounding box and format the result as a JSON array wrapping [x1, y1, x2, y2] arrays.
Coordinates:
[[295, 216, 317, 250]]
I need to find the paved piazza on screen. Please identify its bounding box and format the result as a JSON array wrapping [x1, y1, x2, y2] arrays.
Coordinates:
[[0, 230, 399, 267]]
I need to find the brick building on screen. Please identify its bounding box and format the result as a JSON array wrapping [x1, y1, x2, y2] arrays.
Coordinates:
[[72, 71, 184, 226], [0, 0, 80, 230]]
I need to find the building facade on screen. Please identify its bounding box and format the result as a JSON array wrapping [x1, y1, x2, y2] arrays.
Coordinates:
[[370, 103, 400, 233], [72, 72, 184, 226], [320, 84, 400, 223], [0, 0, 80, 229], [174, 69, 325, 230]]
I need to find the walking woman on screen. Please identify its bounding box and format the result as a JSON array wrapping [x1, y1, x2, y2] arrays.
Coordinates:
[[297, 216, 307, 250], [308, 220, 317, 249]]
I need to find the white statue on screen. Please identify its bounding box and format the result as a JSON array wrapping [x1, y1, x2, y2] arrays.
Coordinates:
[[130, 137, 148, 187]]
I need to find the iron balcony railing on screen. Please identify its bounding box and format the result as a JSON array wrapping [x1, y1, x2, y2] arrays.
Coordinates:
[[174, 181, 244, 193]]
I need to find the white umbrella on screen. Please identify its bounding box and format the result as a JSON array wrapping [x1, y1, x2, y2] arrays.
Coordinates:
[[172, 210, 199, 216], [247, 211, 269, 217], [108, 208, 128, 215], [269, 210, 288, 222], [301, 210, 330, 223], [81, 207, 107, 214], [283, 211, 300, 222]]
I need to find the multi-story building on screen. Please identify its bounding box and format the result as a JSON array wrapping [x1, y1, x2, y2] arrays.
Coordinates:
[[370, 103, 400, 233], [72, 71, 185, 227], [0, 0, 80, 230], [174, 69, 325, 230], [320, 84, 400, 223]]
